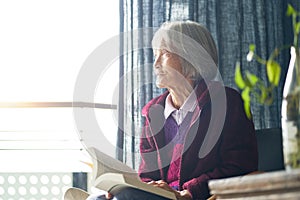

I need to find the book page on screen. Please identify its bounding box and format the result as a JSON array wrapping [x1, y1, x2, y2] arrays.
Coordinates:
[[88, 147, 137, 182], [94, 173, 176, 200], [88, 147, 176, 199]]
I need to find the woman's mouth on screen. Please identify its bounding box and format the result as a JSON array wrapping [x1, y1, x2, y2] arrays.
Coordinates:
[[155, 70, 166, 76]]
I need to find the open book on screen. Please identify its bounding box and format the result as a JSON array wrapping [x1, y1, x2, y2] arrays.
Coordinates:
[[88, 147, 176, 200]]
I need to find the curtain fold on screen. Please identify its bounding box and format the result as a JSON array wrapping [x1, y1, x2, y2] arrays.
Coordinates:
[[119, 0, 300, 167]]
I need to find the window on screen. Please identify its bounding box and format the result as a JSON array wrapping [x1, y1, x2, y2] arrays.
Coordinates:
[[0, 0, 119, 174]]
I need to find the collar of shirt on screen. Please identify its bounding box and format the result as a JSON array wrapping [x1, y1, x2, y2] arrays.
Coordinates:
[[164, 90, 197, 125]]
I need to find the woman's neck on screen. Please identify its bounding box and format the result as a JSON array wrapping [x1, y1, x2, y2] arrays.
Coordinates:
[[168, 80, 194, 109]]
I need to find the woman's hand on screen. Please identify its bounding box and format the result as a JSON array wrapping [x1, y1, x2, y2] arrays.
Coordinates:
[[147, 180, 175, 193], [147, 180, 192, 200], [86, 192, 114, 200], [104, 192, 114, 199], [176, 190, 193, 200]]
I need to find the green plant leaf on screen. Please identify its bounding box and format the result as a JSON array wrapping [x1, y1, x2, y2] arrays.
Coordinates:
[[287, 4, 296, 16], [243, 101, 252, 119], [241, 87, 252, 119], [241, 87, 251, 103], [266, 60, 281, 86], [259, 86, 268, 103], [234, 62, 246, 89], [295, 22, 300, 34], [245, 71, 258, 87], [249, 44, 256, 52]]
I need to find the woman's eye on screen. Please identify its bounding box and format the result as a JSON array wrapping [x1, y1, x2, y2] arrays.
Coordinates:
[[162, 50, 171, 57], [153, 49, 171, 61]]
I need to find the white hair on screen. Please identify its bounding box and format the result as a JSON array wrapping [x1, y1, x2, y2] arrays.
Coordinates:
[[152, 20, 218, 81]]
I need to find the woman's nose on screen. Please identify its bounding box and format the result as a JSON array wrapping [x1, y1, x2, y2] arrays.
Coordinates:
[[153, 55, 161, 69]]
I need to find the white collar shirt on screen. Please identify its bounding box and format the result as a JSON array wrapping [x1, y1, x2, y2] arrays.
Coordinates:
[[164, 90, 197, 125]]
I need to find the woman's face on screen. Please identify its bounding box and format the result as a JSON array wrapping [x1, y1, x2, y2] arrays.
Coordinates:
[[153, 48, 185, 89]]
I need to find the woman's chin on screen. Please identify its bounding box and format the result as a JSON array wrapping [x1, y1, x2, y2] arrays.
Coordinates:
[[155, 81, 166, 89], [156, 83, 164, 88]]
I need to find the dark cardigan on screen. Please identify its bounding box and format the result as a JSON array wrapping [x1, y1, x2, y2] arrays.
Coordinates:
[[138, 80, 258, 200]]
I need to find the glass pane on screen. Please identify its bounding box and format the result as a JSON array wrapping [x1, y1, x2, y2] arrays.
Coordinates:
[[0, 0, 120, 173], [74, 107, 118, 158], [0, 0, 119, 103], [0, 107, 117, 172]]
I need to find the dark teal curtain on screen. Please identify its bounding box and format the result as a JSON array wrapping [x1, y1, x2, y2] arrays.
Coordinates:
[[118, 0, 300, 167]]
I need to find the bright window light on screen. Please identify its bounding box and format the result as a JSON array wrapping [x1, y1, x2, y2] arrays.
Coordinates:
[[0, 0, 119, 172]]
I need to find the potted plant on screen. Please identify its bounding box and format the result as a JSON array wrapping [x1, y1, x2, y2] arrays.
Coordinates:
[[235, 4, 300, 170]]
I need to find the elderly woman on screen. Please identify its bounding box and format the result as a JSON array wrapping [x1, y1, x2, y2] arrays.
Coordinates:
[[66, 20, 258, 200], [137, 20, 258, 200]]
